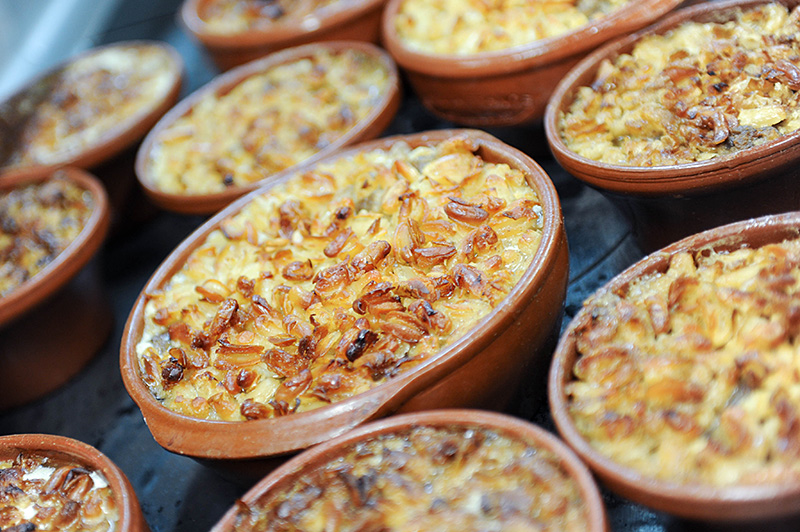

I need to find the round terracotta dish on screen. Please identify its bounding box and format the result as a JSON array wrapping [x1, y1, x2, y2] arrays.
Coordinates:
[[135, 40, 401, 215], [180, 0, 388, 70], [381, 0, 681, 127], [0, 40, 183, 179], [550, 211, 800, 522], [210, 409, 607, 531], [0, 167, 111, 409], [121, 129, 568, 476], [546, 0, 800, 252], [0, 434, 149, 531]]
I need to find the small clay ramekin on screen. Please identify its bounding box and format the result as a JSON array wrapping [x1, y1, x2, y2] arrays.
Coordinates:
[[381, 0, 682, 127], [135, 40, 401, 215], [545, 0, 800, 252], [0, 167, 111, 409], [549, 211, 800, 522], [180, 0, 388, 70], [210, 410, 608, 531], [0, 434, 149, 532], [121, 129, 568, 477]]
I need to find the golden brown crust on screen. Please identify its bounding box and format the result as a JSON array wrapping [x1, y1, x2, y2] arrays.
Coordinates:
[[197, 0, 352, 34]]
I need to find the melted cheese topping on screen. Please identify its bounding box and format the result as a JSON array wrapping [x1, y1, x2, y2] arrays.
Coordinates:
[[198, 0, 354, 34], [0, 453, 118, 532], [560, 3, 800, 166], [136, 136, 544, 421], [568, 238, 800, 486], [0, 172, 95, 297], [394, 0, 631, 55], [0, 43, 176, 170], [145, 47, 392, 195], [232, 424, 589, 531]]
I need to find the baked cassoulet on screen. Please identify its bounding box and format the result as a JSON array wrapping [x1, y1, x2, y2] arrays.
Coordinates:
[[136, 136, 544, 421], [0, 172, 95, 297], [232, 424, 589, 531], [197, 0, 352, 34], [145, 47, 391, 195], [394, 0, 632, 55], [560, 2, 800, 166], [567, 237, 800, 486], [0, 452, 118, 532]]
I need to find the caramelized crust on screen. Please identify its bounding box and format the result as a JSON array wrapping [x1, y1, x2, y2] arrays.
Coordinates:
[[136, 136, 544, 421], [560, 3, 800, 166], [198, 0, 352, 34], [568, 238, 800, 485]]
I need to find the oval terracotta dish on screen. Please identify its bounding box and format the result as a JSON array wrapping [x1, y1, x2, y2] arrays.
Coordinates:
[[0, 434, 149, 531], [210, 410, 607, 531], [550, 211, 800, 521], [135, 40, 401, 215], [0, 40, 183, 179], [381, 0, 682, 127], [545, 0, 800, 251], [180, 0, 388, 70], [121, 129, 568, 475], [0, 167, 111, 409]]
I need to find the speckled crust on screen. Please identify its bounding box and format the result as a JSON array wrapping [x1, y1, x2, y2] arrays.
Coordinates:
[[560, 3, 800, 166], [232, 424, 589, 531], [394, 0, 632, 55], [197, 0, 354, 34], [0, 172, 95, 297], [568, 238, 800, 486], [145, 47, 392, 195], [0, 453, 118, 532], [136, 136, 544, 421], [0, 43, 176, 170]]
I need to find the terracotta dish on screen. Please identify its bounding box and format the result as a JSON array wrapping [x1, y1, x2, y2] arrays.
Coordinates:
[[0, 40, 183, 179], [135, 40, 401, 215], [210, 409, 607, 531], [0, 434, 149, 531], [546, 0, 800, 251], [120, 129, 568, 474], [380, 0, 682, 127], [550, 211, 800, 521], [180, 0, 388, 70]]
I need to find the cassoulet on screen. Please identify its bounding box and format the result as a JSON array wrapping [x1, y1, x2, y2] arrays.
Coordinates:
[[197, 0, 351, 34]]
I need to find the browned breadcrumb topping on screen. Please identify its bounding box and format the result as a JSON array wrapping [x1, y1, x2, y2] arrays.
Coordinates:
[[0, 172, 95, 297], [136, 136, 544, 421], [232, 424, 589, 531], [568, 238, 800, 486], [559, 3, 800, 166], [198, 0, 355, 34], [0, 453, 118, 532]]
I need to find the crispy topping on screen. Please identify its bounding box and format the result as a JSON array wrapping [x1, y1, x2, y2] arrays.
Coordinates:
[[198, 0, 353, 34]]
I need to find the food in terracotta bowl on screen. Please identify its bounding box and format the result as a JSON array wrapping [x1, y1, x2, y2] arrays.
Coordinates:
[[550, 211, 800, 521], [0, 434, 149, 531], [546, 0, 800, 251], [136, 41, 400, 215], [210, 410, 607, 531], [380, 0, 682, 127], [0, 41, 183, 178], [121, 129, 568, 470], [180, 0, 388, 70]]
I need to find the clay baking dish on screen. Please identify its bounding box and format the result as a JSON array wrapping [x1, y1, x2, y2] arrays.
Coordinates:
[[210, 409, 607, 531], [180, 0, 388, 70], [0, 167, 111, 409], [135, 40, 401, 215], [380, 0, 681, 127], [550, 211, 800, 521], [121, 129, 568, 476], [545, 0, 800, 252], [0, 433, 149, 531], [0, 40, 183, 180]]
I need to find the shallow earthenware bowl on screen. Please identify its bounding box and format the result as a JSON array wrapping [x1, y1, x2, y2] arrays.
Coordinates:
[[550, 210, 800, 522], [210, 409, 607, 531], [180, 0, 388, 70], [0, 434, 149, 531], [545, 0, 800, 252], [381, 0, 682, 127], [121, 129, 568, 477], [135, 40, 401, 215]]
